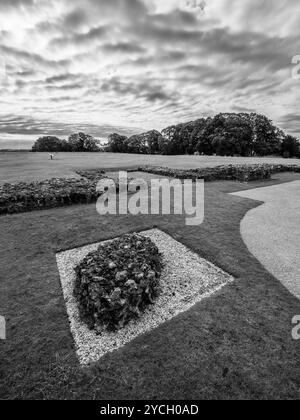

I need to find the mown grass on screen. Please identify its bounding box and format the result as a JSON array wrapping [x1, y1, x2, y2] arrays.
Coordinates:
[[1, 172, 300, 400]]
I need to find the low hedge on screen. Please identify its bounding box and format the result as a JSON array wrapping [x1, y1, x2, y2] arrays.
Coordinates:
[[0, 177, 105, 215], [74, 233, 163, 332], [136, 164, 300, 183]]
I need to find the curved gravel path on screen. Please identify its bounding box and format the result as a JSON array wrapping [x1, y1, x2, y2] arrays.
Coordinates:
[[231, 181, 300, 299], [56, 229, 233, 365]]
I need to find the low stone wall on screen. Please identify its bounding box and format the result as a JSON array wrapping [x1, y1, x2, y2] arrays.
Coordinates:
[[1, 164, 299, 216], [0, 177, 104, 215]]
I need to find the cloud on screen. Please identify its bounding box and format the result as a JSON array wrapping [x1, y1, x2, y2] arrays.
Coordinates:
[[0, 114, 142, 137], [0, 0, 34, 9], [100, 76, 174, 104], [44, 73, 77, 84], [0, 0, 300, 138], [50, 25, 108, 48], [63, 9, 88, 30], [102, 42, 145, 54], [278, 113, 300, 135], [0, 44, 70, 70]]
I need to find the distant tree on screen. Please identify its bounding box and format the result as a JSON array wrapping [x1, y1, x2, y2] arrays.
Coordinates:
[[161, 119, 208, 155], [222, 113, 253, 156], [161, 125, 187, 154], [157, 135, 172, 155], [67, 132, 99, 152], [105, 112, 290, 157], [107, 133, 128, 153], [125, 135, 148, 154], [83, 135, 100, 152], [60, 139, 71, 152], [124, 130, 163, 154], [195, 116, 218, 155], [281, 135, 300, 158], [106, 130, 163, 154], [249, 113, 281, 156], [145, 130, 163, 154], [32, 136, 69, 152], [195, 113, 281, 157], [186, 119, 207, 154]]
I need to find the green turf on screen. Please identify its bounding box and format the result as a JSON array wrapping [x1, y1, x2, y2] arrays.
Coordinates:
[[1, 172, 300, 400], [1, 151, 300, 184]]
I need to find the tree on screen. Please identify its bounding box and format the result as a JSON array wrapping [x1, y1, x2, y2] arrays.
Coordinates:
[[83, 134, 100, 152], [145, 130, 163, 154], [188, 118, 207, 154], [250, 113, 281, 156], [32, 133, 100, 152], [125, 134, 148, 154], [157, 135, 172, 155], [195, 116, 219, 155], [161, 124, 187, 154], [125, 130, 163, 154], [105, 112, 290, 157], [281, 135, 300, 158], [221, 114, 253, 156], [107, 133, 128, 153], [67, 132, 100, 152], [194, 113, 281, 157], [106, 130, 163, 154]]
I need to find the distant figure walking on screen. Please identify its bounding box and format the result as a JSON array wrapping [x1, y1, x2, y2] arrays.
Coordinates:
[[0, 315, 5, 340], [49, 154, 54, 160]]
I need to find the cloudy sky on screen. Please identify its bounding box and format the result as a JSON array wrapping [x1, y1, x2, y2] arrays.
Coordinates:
[[0, 0, 299, 145]]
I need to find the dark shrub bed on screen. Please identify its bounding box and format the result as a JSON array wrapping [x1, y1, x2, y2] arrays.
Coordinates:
[[137, 164, 300, 183], [0, 177, 106, 215], [74, 234, 163, 332]]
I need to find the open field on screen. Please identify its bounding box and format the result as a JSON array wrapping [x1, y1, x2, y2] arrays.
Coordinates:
[[1, 172, 300, 400], [1, 152, 300, 184]]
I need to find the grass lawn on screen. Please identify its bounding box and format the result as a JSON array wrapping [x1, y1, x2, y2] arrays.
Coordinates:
[[1, 171, 300, 399], [1, 151, 300, 184]]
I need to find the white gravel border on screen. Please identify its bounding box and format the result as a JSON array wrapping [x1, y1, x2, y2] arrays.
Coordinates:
[[56, 229, 234, 365]]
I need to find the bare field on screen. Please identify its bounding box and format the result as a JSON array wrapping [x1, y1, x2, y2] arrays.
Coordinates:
[[0, 152, 300, 184]]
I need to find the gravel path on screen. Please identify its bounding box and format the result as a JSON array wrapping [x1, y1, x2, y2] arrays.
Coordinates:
[[56, 229, 234, 365], [231, 181, 300, 300]]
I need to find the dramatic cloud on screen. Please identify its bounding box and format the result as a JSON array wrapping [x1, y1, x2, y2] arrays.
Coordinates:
[[0, 0, 299, 142], [0, 114, 141, 137]]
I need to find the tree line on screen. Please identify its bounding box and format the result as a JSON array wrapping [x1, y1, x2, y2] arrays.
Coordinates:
[[107, 113, 300, 158], [32, 113, 300, 158]]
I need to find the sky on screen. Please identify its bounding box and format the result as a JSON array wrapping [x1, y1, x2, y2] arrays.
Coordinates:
[[0, 0, 300, 147]]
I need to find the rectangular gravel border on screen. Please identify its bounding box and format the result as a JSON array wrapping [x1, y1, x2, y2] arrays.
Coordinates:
[[56, 229, 234, 365]]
